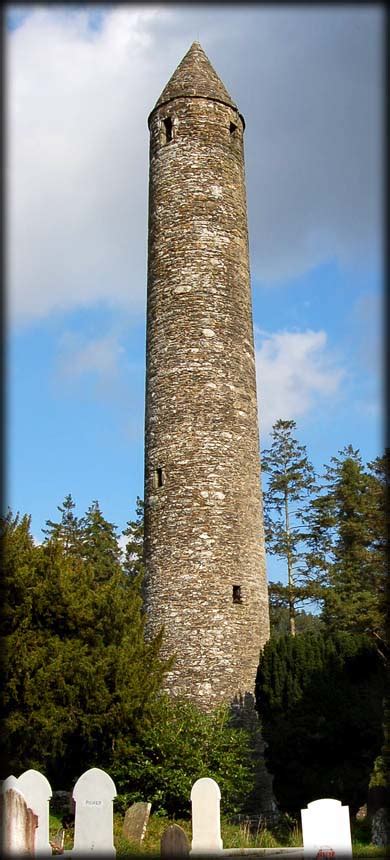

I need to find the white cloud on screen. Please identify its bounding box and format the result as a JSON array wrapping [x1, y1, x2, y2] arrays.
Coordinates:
[[54, 327, 145, 441], [255, 328, 345, 433], [57, 330, 126, 380], [54, 327, 139, 413], [7, 6, 171, 325], [7, 6, 382, 325]]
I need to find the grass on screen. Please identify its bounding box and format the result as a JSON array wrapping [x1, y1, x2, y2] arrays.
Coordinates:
[[48, 811, 388, 857]]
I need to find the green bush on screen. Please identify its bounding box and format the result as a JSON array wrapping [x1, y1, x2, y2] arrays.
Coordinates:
[[110, 695, 255, 818]]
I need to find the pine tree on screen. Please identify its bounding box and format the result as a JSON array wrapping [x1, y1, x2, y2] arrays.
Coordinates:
[[305, 446, 386, 640], [43, 493, 84, 557], [365, 451, 389, 659], [82, 500, 122, 582], [261, 420, 317, 635], [122, 497, 145, 580], [269, 599, 324, 639]]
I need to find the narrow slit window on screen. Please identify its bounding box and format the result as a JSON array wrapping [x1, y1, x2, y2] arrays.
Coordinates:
[[163, 117, 173, 143], [233, 585, 242, 604], [229, 121, 238, 137], [153, 467, 164, 489]]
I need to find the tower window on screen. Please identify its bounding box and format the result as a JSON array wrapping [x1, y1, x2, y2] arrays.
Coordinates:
[[163, 117, 173, 143], [233, 585, 242, 604], [229, 121, 238, 137], [153, 467, 164, 489]]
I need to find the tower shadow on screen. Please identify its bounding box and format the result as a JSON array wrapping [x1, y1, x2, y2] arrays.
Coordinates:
[[229, 691, 277, 819]]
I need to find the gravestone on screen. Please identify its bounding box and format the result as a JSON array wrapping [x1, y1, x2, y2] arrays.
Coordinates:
[[72, 767, 116, 856], [371, 807, 390, 846], [190, 777, 223, 854], [122, 801, 151, 844], [18, 768, 52, 856], [301, 798, 352, 859], [1, 776, 38, 856], [161, 824, 190, 857]]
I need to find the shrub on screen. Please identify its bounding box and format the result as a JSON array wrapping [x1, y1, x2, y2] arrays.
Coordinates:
[[110, 695, 255, 818]]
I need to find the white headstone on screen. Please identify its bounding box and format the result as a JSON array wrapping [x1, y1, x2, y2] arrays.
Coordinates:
[[72, 767, 116, 856], [190, 777, 223, 854], [1, 775, 21, 794], [1, 777, 38, 855], [18, 769, 52, 856], [301, 798, 352, 859]]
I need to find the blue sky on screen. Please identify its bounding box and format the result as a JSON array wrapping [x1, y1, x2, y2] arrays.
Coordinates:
[[6, 5, 383, 583]]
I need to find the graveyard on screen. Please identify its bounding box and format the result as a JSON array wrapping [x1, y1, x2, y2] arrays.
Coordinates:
[[2, 460, 388, 856], [1, 767, 386, 857]]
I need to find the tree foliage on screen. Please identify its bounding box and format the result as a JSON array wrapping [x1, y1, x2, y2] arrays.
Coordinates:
[[1, 496, 257, 814], [2, 428, 387, 820], [255, 631, 385, 816], [304, 446, 387, 644], [268, 599, 324, 639], [111, 696, 255, 818], [261, 437, 388, 820], [262, 420, 317, 635], [122, 497, 145, 580], [0, 500, 167, 784]]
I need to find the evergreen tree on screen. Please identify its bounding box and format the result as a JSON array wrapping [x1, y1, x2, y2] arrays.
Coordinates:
[[43, 493, 84, 557], [82, 500, 122, 582], [1, 500, 168, 784], [365, 451, 389, 658], [304, 446, 386, 640], [365, 451, 390, 844], [0, 510, 38, 636], [255, 631, 385, 815], [269, 598, 324, 639], [122, 497, 145, 580], [261, 420, 317, 635]]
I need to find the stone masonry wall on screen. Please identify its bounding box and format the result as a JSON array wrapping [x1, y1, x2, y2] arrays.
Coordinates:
[[144, 91, 270, 710]]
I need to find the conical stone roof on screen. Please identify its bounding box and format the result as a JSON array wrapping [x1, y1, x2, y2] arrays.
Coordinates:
[[150, 41, 238, 116]]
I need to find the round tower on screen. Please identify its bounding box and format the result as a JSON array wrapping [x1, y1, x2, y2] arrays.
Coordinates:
[[144, 42, 270, 710]]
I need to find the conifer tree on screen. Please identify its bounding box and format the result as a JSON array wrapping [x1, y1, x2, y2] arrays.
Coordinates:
[[122, 497, 145, 580], [43, 493, 84, 557], [269, 603, 324, 638], [304, 446, 386, 640], [261, 420, 317, 635], [1, 499, 168, 783], [365, 451, 388, 658], [0, 511, 37, 636], [82, 500, 122, 582], [255, 631, 385, 815]]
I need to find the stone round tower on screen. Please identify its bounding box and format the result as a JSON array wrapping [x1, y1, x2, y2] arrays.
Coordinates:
[[144, 42, 270, 710]]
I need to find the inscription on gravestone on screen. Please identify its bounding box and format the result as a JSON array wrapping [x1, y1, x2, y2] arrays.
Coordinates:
[[72, 767, 116, 856]]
